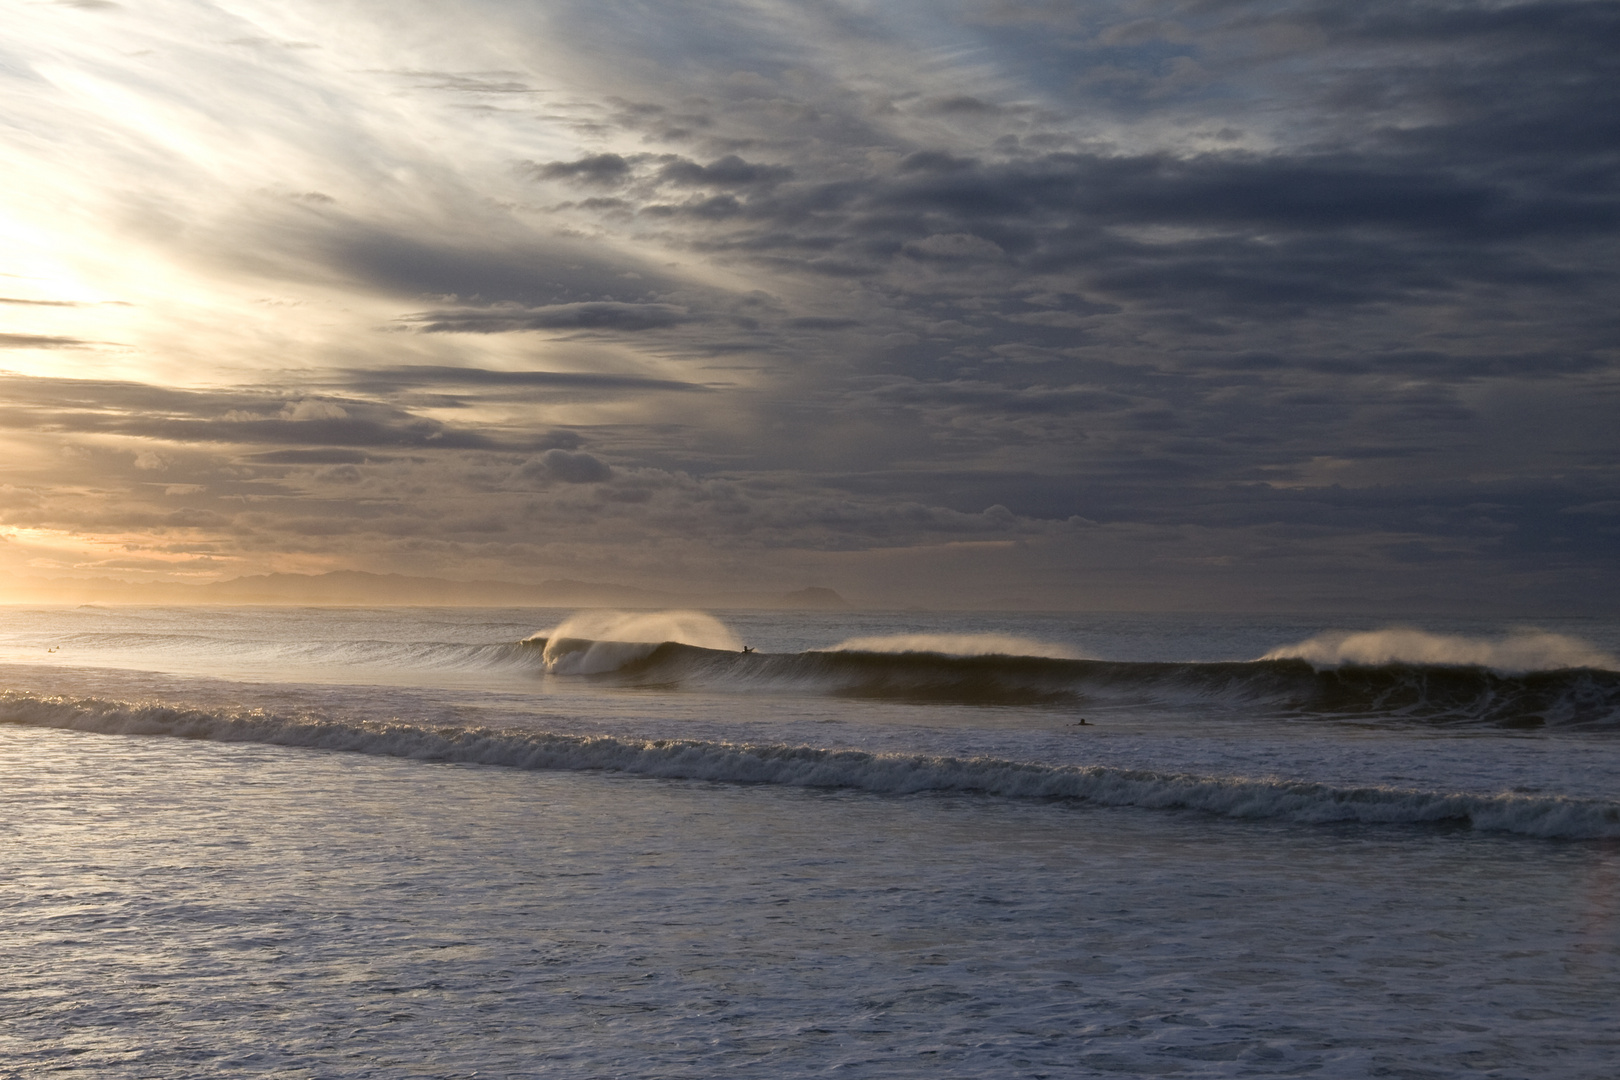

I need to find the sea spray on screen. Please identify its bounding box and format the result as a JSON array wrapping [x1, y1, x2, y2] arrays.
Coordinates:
[[518, 639, 1620, 725], [1263, 627, 1619, 673], [527, 610, 742, 674]]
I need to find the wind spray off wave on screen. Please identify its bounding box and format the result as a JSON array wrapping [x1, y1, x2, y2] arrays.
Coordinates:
[[513, 615, 1620, 725], [526, 611, 742, 674], [1263, 628, 1619, 673]]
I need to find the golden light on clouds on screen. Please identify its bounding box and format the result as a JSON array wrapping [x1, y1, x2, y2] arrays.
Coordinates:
[[0, 0, 1616, 611]]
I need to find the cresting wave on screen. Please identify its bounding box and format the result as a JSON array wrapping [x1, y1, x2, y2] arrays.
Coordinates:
[[3, 689, 1615, 840], [525, 611, 742, 675], [520, 639, 1620, 726], [28, 613, 1618, 725]]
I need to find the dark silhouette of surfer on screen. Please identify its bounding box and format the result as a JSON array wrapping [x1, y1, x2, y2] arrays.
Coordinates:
[[741, 645, 754, 654]]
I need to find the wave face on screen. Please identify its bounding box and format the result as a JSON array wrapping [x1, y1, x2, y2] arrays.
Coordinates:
[[829, 633, 1087, 660], [4, 690, 1616, 840], [517, 637, 1620, 727]]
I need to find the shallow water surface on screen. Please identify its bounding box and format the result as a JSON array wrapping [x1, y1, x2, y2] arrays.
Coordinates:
[[3, 725, 1617, 1078], [2, 605, 1618, 1077]]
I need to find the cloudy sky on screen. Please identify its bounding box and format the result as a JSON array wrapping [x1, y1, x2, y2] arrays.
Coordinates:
[[2, 0, 1616, 610]]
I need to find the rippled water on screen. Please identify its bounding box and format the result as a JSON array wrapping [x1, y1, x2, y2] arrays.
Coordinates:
[[4, 726, 1618, 1079], [2, 606, 1618, 1077]]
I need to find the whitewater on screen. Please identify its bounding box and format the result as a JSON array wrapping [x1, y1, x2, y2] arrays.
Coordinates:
[[2, 606, 1618, 1078]]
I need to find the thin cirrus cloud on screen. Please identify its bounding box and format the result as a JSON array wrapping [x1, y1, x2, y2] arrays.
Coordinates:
[[0, 0, 1615, 610]]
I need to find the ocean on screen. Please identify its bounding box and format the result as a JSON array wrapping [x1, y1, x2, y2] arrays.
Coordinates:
[[2, 605, 1617, 1078]]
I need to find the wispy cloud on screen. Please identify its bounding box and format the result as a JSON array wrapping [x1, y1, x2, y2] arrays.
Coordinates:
[[0, 0, 1615, 609]]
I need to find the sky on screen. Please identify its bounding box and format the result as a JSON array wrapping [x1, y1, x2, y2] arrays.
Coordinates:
[[1, 0, 1617, 611]]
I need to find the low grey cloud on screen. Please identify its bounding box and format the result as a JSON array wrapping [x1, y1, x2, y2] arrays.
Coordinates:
[[0, 333, 95, 348], [343, 366, 705, 394], [529, 153, 634, 186], [0, 375, 503, 451], [656, 155, 794, 188], [307, 221, 681, 308], [398, 301, 692, 334], [246, 449, 377, 465], [519, 449, 613, 485], [529, 151, 796, 193]]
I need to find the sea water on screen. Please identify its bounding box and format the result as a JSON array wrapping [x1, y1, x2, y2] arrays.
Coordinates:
[[1, 606, 1617, 1078]]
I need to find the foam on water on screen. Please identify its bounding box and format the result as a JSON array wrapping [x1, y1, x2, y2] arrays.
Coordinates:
[[5, 606, 1620, 1077], [7, 723, 1617, 1080], [4, 688, 1617, 839]]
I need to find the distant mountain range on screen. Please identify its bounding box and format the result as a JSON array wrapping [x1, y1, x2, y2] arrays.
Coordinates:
[[5, 570, 850, 610]]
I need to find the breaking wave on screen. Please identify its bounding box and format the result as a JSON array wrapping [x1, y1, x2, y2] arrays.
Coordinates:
[[27, 611, 1620, 726], [515, 637, 1620, 727], [1263, 628, 1618, 673], [3, 689, 1615, 840], [524, 611, 740, 675]]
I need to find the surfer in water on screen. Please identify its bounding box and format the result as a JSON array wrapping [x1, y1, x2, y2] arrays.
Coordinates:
[[741, 646, 754, 654]]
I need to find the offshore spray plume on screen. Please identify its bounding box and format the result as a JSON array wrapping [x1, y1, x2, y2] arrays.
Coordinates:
[[526, 610, 742, 675], [1262, 628, 1618, 673]]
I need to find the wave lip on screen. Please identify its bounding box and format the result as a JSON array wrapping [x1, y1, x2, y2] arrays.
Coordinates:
[[524, 611, 740, 674], [1263, 628, 1619, 674], [4, 689, 1617, 841]]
